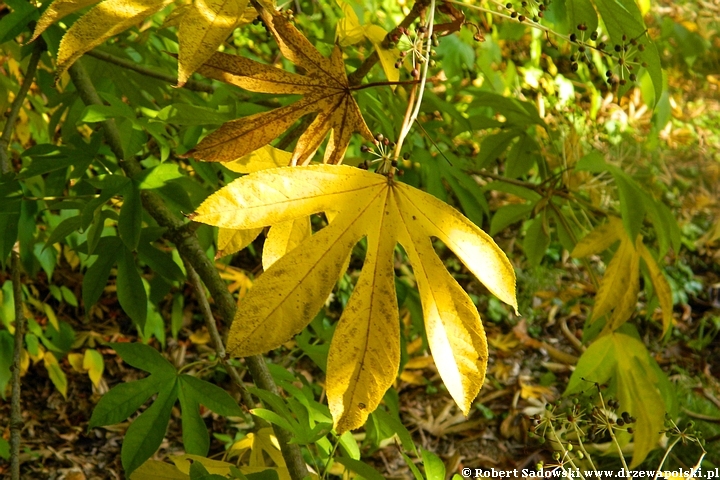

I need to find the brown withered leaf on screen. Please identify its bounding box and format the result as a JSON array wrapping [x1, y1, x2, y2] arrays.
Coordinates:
[[184, 9, 373, 166]]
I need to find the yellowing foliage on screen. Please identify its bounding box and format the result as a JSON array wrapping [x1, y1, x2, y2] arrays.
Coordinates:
[[33, 0, 258, 84], [572, 216, 674, 334], [192, 165, 517, 432], [185, 10, 374, 166]]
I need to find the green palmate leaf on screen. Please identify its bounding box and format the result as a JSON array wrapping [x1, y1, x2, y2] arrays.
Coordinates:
[[490, 203, 535, 236], [111, 342, 176, 377], [177, 384, 210, 456], [475, 130, 521, 169], [178, 375, 243, 417], [122, 380, 179, 475], [82, 237, 120, 309], [333, 458, 385, 480], [89, 375, 169, 428], [137, 243, 185, 282], [0, 437, 9, 460], [594, 0, 662, 104], [44, 216, 82, 250], [116, 247, 148, 328], [0, 330, 14, 399], [421, 449, 446, 480], [177, 375, 244, 455], [523, 216, 550, 266], [566, 0, 598, 34], [566, 329, 666, 467], [119, 181, 142, 250]]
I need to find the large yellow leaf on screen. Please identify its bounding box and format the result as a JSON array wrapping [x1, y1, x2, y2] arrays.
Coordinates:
[[217, 227, 262, 258], [185, 10, 374, 166], [335, 0, 399, 85], [177, 0, 249, 86], [590, 236, 636, 322], [52, 0, 175, 79], [638, 243, 674, 335], [607, 237, 641, 330], [192, 165, 517, 431], [571, 216, 623, 258], [262, 217, 311, 270], [30, 0, 102, 43]]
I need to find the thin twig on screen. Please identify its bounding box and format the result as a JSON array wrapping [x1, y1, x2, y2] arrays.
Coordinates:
[[348, 0, 430, 86], [183, 261, 256, 411], [67, 59, 309, 480], [85, 49, 215, 93], [1, 43, 44, 173], [0, 40, 44, 480]]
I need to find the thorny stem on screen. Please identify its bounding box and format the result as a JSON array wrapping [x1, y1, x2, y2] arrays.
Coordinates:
[[0, 39, 44, 480], [67, 59, 310, 480]]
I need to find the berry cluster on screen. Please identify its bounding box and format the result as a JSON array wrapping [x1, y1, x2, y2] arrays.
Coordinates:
[[359, 133, 402, 175], [390, 24, 439, 79], [504, 0, 550, 23], [567, 23, 649, 87]]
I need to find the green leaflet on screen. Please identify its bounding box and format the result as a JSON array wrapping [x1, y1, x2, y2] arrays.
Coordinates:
[[421, 449, 446, 480], [117, 246, 148, 329], [89, 343, 242, 474], [523, 215, 550, 266], [122, 381, 179, 475], [566, 328, 668, 467], [594, 0, 662, 105], [566, 0, 598, 34], [119, 181, 142, 250], [82, 237, 121, 309]]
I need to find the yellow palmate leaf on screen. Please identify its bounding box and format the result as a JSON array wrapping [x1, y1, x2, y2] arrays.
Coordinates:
[[43, 303, 59, 330], [43, 351, 68, 398], [177, 0, 249, 87], [54, 0, 175, 79], [217, 227, 262, 258], [397, 204, 488, 414], [225, 145, 292, 173], [20, 349, 30, 376], [335, 0, 365, 47], [192, 165, 517, 432], [185, 11, 373, 166], [172, 454, 235, 475], [262, 217, 311, 270], [160, 3, 191, 29], [365, 25, 400, 85], [68, 352, 85, 372], [571, 216, 624, 258], [638, 243, 674, 335], [83, 348, 105, 388], [607, 237, 641, 330], [591, 237, 636, 322], [31, 0, 102, 42], [327, 188, 400, 432]]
